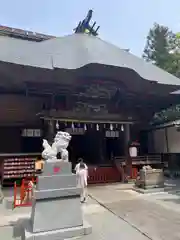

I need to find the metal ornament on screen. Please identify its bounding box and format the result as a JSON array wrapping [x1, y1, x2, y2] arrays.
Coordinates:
[[96, 124, 99, 131], [84, 124, 87, 131], [110, 124, 113, 131], [74, 10, 100, 36]]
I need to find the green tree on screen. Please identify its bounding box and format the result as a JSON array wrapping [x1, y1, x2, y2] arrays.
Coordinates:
[[167, 34, 180, 77], [143, 23, 172, 69], [143, 23, 180, 78], [144, 24, 180, 124]]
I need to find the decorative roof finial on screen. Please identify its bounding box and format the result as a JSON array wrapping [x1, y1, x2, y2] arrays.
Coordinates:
[[74, 10, 100, 36]]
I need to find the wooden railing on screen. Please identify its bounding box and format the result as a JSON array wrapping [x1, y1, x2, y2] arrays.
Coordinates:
[[88, 166, 121, 184], [113, 155, 163, 180], [114, 155, 162, 166]]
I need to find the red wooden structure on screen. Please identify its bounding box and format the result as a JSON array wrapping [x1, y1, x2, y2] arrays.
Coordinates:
[[13, 166, 122, 208], [88, 166, 121, 184], [13, 178, 36, 208]]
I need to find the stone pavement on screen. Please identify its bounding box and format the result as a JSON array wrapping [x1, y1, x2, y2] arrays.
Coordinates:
[[2, 182, 180, 240], [89, 184, 180, 240], [0, 191, 149, 240]]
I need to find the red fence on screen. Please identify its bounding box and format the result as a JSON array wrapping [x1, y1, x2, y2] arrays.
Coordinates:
[[130, 167, 138, 179], [88, 166, 121, 184], [13, 166, 122, 208]]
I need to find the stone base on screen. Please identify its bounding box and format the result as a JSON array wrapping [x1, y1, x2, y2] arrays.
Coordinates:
[[23, 220, 92, 240], [0, 187, 4, 203], [0, 195, 4, 204], [135, 184, 164, 190], [132, 186, 165, 194]]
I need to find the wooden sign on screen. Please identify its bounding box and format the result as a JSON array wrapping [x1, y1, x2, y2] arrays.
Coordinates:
[[22, 129, 41, 137]]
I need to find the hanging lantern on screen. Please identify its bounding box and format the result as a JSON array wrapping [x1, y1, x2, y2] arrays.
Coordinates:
[[71, 122, 74, 130], [84, 124, 87, 131], [96, 124, 99, 131], [110, 123, 113, 131], [56, 120, 59, 129], [121, 124, 124, 131]]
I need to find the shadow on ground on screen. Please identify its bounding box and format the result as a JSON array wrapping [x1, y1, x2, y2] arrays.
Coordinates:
[[10, 218, 29, 239], [5, 199, 14, 210], [162, 198, 180, 204]]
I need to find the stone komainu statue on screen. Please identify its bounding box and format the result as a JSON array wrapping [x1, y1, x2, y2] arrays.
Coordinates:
[[42, 131, 72, 162]]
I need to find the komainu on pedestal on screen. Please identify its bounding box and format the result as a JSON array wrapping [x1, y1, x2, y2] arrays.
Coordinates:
[[22, 131, 92, 240]]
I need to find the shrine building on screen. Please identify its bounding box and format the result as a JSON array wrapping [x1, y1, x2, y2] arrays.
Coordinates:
[[0, 23, 180, 185]]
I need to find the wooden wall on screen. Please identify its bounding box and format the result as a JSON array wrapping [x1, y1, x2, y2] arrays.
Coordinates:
[[0, 94, 43, 124], [0, 127, 21, 153], [149, 126, 180, 154], [0, 94, 44, 154]]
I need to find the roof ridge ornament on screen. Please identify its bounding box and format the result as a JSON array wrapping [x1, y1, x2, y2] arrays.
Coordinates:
[[74, 10, 100, 36]]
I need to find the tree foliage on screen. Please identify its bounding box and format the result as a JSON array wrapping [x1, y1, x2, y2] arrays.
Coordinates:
[[151, 105, 180, 125], [143, 23, 180, 78], [143, 23, 180, 124]]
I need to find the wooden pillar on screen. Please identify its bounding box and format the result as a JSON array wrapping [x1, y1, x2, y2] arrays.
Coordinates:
[[124, 124, 130, 155], [51, 94, 55, 109], [165, 128, 169, 153], [99, 130, 106, 164], [124, 124, 131, 179], [47, 120, 54, 144]]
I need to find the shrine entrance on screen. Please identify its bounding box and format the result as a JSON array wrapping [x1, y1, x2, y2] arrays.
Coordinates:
[[105, 131, 125, 160], [43, 120, 132, 167], [69, 130, 102, 165]]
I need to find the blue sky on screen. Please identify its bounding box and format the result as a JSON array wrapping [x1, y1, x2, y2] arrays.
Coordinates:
[[1, 0, 180, 56]]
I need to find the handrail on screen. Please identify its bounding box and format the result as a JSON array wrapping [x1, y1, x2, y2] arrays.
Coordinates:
[[13, 181, 17, 209], [0, 153, 40, 157], [114, 155, 162, 165], [115, 155, 161, 161]]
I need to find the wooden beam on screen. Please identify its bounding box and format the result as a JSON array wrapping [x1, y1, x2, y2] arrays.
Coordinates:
[[40, 116, 134, 124]]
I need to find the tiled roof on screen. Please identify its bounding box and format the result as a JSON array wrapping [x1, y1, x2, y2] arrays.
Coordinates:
[[0, 25, 54, 42], [0, 32, 180, 86]]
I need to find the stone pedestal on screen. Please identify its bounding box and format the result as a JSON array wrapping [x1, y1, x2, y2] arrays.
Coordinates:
[[136, 169, 164, 189], [22, 160, 92, 240], [0, 184, 4, 203]]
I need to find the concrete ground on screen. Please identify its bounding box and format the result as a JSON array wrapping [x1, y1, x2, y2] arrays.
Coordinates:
[[89, 183, 180, 240], [1, 182, 180, 239], [0, 183, 147, 240]]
